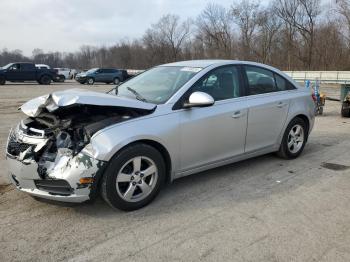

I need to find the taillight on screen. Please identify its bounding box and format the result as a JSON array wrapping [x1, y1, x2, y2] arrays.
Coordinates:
[[311, 94, 317, 102]]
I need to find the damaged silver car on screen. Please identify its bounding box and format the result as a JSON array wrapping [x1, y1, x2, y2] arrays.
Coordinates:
[[6, 60, 315, 210]]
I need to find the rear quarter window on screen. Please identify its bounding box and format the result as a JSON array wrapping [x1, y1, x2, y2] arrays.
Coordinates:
[[275, 74, 296, 91]]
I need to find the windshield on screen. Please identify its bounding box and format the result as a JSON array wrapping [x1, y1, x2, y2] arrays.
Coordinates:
[[2, 63, 14, 69], [115, 66, 202, 104], [86, 68, 98, 74]]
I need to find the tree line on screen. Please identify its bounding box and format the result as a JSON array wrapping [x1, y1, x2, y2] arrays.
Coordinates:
[[1, 0, 350, 71]]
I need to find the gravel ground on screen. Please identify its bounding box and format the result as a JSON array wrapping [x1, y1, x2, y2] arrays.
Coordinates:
[[0, 81, 349, 262]]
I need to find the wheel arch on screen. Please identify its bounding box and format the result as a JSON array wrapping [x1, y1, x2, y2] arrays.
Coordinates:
[[39, 73, 52, 79], [294, 114, 310, 135], [277, 113, 312, 148], [107, 139, 173, 184]]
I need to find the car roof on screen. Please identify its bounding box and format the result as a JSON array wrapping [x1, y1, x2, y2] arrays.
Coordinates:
[[161, 59, 298, 88], [161, 60, 235, 68], [161, 59, 285, 69]]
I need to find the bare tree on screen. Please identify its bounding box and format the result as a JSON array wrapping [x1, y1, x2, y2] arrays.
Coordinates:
[[196, 3, 234, 58], [232, 0, 261, 60], [274, 0, 321, 69], [2, 0, 350, 71], [254, 7, 282, 64], [143, 14, 190, 62]]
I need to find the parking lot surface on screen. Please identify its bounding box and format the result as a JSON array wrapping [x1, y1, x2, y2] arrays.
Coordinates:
[[1, 81, 350, 262]]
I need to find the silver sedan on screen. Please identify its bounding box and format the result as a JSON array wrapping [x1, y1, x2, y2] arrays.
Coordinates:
[[6, 60, 315, 210]]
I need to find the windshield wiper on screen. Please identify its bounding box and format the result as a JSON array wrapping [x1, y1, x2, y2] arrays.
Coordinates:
[[106, 85, 119, 94], [126, 87, 148, 102]]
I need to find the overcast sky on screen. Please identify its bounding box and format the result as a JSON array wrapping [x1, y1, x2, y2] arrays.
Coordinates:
[[0, 0, 237, 56]]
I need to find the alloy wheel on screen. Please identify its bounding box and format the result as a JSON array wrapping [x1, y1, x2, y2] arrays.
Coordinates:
[[116, 156, 158, 202], [287, 124, 304, 154]]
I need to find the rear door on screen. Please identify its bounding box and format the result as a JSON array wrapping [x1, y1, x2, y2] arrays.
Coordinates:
[[21, 63, 36, 80], [108, 69, 116, 82], [243, 65, 293, 152]]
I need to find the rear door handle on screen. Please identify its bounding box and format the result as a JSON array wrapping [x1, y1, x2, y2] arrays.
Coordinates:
[[232, 111, 245, 119], [277, 102, 287, 108]]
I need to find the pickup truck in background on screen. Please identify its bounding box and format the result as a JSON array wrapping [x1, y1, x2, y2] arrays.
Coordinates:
[[0, 62, 60, 85]]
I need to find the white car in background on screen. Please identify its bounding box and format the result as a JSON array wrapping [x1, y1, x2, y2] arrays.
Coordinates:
[[54, 68, 71, 81], [35, 64, 51, 69], [70, 69, 78, 79]]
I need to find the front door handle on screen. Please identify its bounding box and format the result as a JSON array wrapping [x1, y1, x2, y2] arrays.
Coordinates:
[[232, 111, 245, 119]]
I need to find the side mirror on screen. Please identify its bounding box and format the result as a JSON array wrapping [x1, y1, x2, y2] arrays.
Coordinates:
[[183, 91, 214, 108]]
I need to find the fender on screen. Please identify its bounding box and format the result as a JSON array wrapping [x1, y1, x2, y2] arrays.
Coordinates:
[[90, 112, 181, 172]]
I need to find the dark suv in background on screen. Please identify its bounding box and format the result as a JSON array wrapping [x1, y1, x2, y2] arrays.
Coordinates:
[[75, 68, 131, 85]]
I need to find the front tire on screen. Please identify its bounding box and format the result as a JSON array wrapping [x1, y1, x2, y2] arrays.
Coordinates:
[[113, 77, 120, 85], [87, 77, 95, 85], [58, 75, 65, 82], [101, 143, 166, 211], [277, 117, 307, 159], [0, 78, 5, 85]]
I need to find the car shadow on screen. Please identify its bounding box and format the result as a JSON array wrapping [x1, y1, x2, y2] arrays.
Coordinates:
[[69, 139, 334, 218]]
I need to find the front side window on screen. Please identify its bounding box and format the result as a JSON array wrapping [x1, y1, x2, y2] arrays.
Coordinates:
[[116, 66, 201, 104], [9, 64, 20, 70], [244, 66, 276, 95], [86, 68, 98, 74], [191, 66, 241, 101]]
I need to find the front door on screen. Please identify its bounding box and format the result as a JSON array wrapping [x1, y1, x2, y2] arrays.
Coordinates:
[[6, 63, 22, 81], [178, 65, 248, 172]]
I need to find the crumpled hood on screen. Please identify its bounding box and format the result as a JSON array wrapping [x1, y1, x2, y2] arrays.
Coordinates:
[[21, 88, 156, 117]]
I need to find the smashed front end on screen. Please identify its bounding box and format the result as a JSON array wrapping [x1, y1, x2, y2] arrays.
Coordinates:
[[5, 89, 155, 202]]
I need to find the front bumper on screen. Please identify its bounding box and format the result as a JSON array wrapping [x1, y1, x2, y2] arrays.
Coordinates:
[[75, 76, 86, 83], [6, 126, 106, 203], [52, 75, 62, 82]]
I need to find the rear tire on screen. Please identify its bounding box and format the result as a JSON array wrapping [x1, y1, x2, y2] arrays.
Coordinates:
[[39, 75, 51, 85], [101, 143, 166, 211], [0, 78, 5, 85], [341, 102, 350, 117], [318, 106, 323, 115], [277, 117, 307, 159], [113, 77, 120, 85]]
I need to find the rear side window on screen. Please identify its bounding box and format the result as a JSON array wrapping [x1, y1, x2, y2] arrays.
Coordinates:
[[104, 69, 116, 73], [22, 64, 34, 70], [244, 66, 276, 95], [275, 74, 296, 91]]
